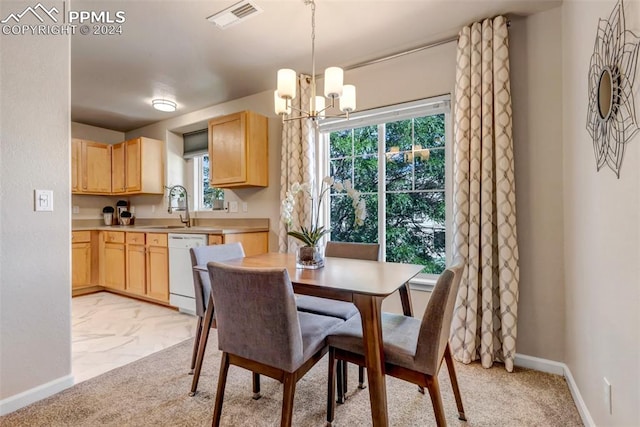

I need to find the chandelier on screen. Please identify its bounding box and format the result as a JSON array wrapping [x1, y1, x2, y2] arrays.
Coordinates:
[[274, 0, 356, 121]]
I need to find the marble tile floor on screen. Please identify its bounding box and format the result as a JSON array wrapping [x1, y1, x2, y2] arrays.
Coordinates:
[[72, 292, 196, 383]]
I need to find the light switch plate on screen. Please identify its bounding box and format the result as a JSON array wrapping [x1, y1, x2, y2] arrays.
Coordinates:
[[229, 201, 239, 213], [35, 190, 53, 212]]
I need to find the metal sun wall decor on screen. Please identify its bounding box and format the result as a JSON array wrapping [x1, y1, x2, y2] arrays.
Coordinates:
[[587, 0, 640, 178]]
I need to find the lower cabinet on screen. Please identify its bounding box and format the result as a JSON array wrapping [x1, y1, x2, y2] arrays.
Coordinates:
[[124, 232, 169, 303], [101, 231, 126, 291], [208, 231, 268, 256], [72, 231, 92, 290], [146, 233, 169, 302]]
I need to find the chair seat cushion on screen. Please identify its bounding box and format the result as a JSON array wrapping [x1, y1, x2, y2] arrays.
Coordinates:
[[328, 312, 421, 371], [298, 312, 344, 366], [296, 295, 359, 320]]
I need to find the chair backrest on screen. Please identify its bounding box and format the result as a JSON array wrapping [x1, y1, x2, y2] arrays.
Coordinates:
[[413, 262, 464, 375], [189, 243, 245, 317], [325, 241, 380, 261], [207, 262, 304, 372]]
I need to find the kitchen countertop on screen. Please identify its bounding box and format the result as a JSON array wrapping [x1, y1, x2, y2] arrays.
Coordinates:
[[72, 225, 269, 235]]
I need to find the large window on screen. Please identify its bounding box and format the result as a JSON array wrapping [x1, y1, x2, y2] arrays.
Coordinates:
[[320, 97, 450, 276]]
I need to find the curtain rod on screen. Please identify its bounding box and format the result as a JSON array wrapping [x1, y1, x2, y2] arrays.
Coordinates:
[[344, 36, 458, 72], [344, 18, 511, 72]]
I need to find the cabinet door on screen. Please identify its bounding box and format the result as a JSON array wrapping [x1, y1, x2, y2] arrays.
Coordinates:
[[146, 245, 169, 302], [126, 244, 146, 296], [223, 232, 268, 257], [103, 242, 125, 290], [125, 138, 142, 192], [72, 242, 91, 289], [82, 141, 112, 193], [111, 142, 125, 193], [208, 235, 223, 245], [71, 139, 81, 193], [209, 112, 245, 185]]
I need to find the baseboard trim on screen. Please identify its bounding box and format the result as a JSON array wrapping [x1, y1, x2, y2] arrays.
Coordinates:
[[515, 353, 595, 427], [0, 374, 74, 416]]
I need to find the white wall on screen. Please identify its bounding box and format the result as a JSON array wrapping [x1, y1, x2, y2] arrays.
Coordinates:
[[0, 3, 73, 414], [71, 121, 124, 144], [510, 8, 566, 361], [563, 1, 640, 424]]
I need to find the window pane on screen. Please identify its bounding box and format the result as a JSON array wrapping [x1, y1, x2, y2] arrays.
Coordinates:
[[330, 129, 352, 158], [202, 155, 213, 209], [386, 152, 413, 191], [414, 114, 446, 148], [329, 158, 352, 189], [385, 191, 446, 274], [330, 193, 378, 243], [415, 147, 445, 190], [354, 155, 378, 193], [385, 119, 412, 152], [353, 126, 378, 156]]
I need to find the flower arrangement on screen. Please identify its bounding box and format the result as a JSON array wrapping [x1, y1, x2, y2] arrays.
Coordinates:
[[282, 176, 367, 247]]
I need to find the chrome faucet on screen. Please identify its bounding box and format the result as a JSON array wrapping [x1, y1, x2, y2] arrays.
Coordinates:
[[167, 185, 191, 227]]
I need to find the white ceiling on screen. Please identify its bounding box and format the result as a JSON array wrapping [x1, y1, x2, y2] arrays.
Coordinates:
[[71, 0, 561, 132]]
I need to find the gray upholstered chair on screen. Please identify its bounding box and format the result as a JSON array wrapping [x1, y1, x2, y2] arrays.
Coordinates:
[[207, 262, 343, 427], [326, 262, 466, 426], [295, 241, 380, 402], [188, 243, 246, 395]]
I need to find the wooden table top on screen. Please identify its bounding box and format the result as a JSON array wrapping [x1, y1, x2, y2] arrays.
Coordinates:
[[196, 252, 423, 301]]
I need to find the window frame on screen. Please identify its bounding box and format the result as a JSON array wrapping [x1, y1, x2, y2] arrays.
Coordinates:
[[318, 95, 452, 283]]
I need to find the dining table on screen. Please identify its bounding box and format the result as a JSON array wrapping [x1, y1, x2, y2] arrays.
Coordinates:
[[192, 252, 424, 427]]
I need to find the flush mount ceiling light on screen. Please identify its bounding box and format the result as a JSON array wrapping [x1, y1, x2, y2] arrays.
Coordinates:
[[274, 0, 356, 122], [152, 99, 177, 112]]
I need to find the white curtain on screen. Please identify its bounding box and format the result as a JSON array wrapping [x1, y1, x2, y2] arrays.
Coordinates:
[[278, 74, 316, 253], [449, 16, 520, 372]]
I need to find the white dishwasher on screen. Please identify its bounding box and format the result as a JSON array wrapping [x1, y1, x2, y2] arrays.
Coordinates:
[[168, 233, 207, 314]]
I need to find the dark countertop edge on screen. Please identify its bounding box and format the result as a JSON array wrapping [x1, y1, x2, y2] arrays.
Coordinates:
[[72, 226, 269, 235]]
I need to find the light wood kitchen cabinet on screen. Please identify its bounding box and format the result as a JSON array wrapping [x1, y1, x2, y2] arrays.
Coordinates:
[[112, 137, 164, 195], [125, 233, 146, 296], [208, 232, 268, 257], [72, 231, 92, 290], [72, 139, 112, 194], [208, 111, 268, 188], [124, 232, 169, 303], [101, 231, 126, 291], [146, 233, 169, 303]]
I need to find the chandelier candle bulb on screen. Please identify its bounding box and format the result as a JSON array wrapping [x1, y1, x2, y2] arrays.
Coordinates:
[[340, 84, 356, 112], [277, 69, 297, 99], [324, 67, 344, 98], [274, 90, 290, 115]]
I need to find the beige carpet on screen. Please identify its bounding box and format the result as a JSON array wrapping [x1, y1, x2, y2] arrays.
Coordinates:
[[1, 332, 583, 426]]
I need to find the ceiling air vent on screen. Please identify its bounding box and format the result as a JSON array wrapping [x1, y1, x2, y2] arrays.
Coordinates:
[[207, 1, 263, 29]]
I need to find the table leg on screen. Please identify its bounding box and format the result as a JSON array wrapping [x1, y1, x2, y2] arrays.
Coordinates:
[[189, 294, 214, 396], [353, 293, 388, 427], [398, 282, 413, 317]]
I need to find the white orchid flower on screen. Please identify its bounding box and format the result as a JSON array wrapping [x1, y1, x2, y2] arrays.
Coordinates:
[[323, 176, 334, 186], [333, 181, 344, 192]]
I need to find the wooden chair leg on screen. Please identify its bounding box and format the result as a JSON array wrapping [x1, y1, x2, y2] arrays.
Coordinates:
[[358, 366, 366, 389], [425, 375, 446, 427], [336, 360, 345, 404], [189, 316, 203, 375], [342, 361, 348, 398], [445, 344, 466, 421], [252, 372, 261, 400], [211, 352, 230, 427], [281, 373, 297, 427], [190, 309, 213, 396], [326, 348, 337, 426]]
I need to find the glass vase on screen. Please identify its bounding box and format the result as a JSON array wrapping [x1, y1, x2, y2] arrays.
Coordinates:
[[296, 245, 325, 269]]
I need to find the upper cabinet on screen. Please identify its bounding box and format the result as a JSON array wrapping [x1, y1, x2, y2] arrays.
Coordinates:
[[72, 138, 112, 194], [72, 137, 164, 195], [208, 111, 268, 188], [112, 137, 164, 195]]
